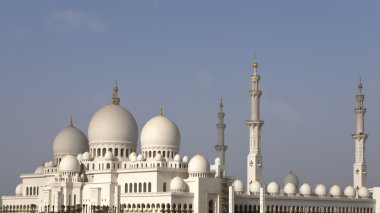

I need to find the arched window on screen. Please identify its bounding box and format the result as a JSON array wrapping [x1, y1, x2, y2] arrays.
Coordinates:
[[102, 148, 106, 156], [97, 148, 101, 156], [33, 187, 36, 195], [134, 183, 137, 193], [115, 148, 118, 157], [126, 149, 129, 157], [209, 200, 214, 213], [163, 182, 167, 192], [129, 183, 132, 193], [153, 151, 156, 157], [121, 149, 124, 157], [163, 151, 166, 157], [26, 187, 29, 195], [148, 182, 152, 192], [144, 183, 147, 192], [125, 183, 128, 193], [139, 183, 142, 192], [149, 151, 152, 158], [106, 163, 110, 169]]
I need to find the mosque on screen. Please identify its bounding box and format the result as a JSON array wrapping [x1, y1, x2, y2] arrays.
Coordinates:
[[1, 58, 380, 213]]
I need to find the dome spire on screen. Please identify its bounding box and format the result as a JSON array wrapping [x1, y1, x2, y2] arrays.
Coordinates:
[[159, 103, 163, 116], [111, 81, 120, 105], [69, 115, 74, 127], [358, 76, 363, 94]]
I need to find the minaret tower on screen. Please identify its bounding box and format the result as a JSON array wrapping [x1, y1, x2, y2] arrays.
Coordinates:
[[352, 78, 368, 188], [246, 55, 264, 190], [215, 97, 227, 166]]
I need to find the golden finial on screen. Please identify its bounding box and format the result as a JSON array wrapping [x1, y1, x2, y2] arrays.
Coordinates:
[[159, 103, 163, 116], [111, 81, 120, 105], [358, 77, 363, 94], [69, 115, 74, 127], [253, 54, 258, 75], [219, 97, 224, 112]]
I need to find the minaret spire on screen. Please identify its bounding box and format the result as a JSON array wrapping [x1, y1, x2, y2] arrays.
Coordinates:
[[215, 97, 227, 166], [352, 77, 368, 188], [246, 54, 264, 192], [112, 81, 120, 105], [160, 103, 163, 116]]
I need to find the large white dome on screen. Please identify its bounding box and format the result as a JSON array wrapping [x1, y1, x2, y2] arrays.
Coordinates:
[[344, 185, 356, 198], [88, 104, 138, 145], [233, 179, 244, 193], [188, 153, 209, 173], [284, 170, 299, 188], [170, 176, 186, 192], [330, 185, 342, 197], [141, 115, 180, 148], [267, 181, 280, 195], [15, 183, 22, 196], [315, 184, 327, 197], [249, 180, 261, 194], [53, 125, 88, 157], [59, 154, 81, 173]]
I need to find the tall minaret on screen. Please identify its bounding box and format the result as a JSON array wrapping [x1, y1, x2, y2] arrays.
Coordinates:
[[246, 55, 264, 190], [352, 78, 368, 188], [215, 97, 227, 166]]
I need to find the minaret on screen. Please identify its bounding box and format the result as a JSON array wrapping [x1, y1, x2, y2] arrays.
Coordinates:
[[246, 55, 264, 190], [352, 78, 368, 188], [215, 97, 227, 166]]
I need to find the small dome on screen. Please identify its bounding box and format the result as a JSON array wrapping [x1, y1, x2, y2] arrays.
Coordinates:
[[77, 153, 83, 161], [141, 115, 180, 149], [267, 181, 280, 195], [174, 154, 181, 162], [59, 154, 81, 173], [315, 184, 327, 197], [82, 152, 91, 160], [45, 161, 54, 167], [53, 126, 88, 157], [182, 156, 189, 163], [170, 176, 186, 192], [88, 104, 138, 145], [155, 153, 164, 161], [34, 166, 44, 174], [188, 154, 209, 173], [249, 181, 261, 194], [300, 183, 312, 196], [15, 183, 23, 196], [137, 154, 144, 161], [330, 185, 342, 197], [358, 187, 370, 198], [233, 180, 244, 193], [344, 185, 356, 198], [215, 157, 221, 165], [104, 151, 114, 161], [129, 152, 137, 161], [284, 183, 297, 196], [284, 171, 299, 188]]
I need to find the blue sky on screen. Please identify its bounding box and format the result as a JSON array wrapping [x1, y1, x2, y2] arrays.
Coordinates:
[[0, 1, 379, 194]]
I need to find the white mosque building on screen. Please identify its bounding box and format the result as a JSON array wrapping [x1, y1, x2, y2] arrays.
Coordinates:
[[1, 58, 380, 213]]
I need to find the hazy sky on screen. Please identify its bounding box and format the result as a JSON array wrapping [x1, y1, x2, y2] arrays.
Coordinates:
[[0, 1, 379, 195]]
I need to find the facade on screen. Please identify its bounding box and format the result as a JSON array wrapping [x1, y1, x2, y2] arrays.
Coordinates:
[[1, 59, 380, 213]]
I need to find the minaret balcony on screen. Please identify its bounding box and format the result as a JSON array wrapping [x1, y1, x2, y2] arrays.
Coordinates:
[[246, 120, 264, 126]]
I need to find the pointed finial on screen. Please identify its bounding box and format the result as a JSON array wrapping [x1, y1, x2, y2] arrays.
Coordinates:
[[219, 97, 224, 112], [69, 115, 74, 127], [197, 149, 200, 155], [159, 103, 163, 116], [358, 77, 363, 94], [111, 81, 120, 105], [253, 54, 258, 75]]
